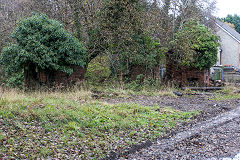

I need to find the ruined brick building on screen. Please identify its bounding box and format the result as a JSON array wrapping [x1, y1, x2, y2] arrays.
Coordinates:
[[165, 53, 210, 87], [1, 0, 86, 87]]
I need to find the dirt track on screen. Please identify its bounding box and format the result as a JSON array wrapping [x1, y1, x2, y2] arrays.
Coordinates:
[[126, 107, 240, 160], [104, 94, 240, 160]]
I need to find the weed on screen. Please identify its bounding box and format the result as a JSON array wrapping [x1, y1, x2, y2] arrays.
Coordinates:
[[213, 85, 240, 100], [39, 147, 52, 157], [214, 94, 240, 101], [65, 121, 79, 131]]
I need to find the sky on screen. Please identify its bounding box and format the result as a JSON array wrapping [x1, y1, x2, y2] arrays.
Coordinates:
[[216, 0, 240, 18]]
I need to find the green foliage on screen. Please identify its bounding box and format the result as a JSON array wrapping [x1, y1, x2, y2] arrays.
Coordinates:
[[0, 13, 87, 79], [5, 71, 24, 88], [221, 14, 240, 34], [86, 28, 107, 63], [101, 0, 142, 69], [101, 0, 166, 77], [170, 19, 219, 70], [0, 69, 24, 88], [85, 56, 111, 83], [132, 34, 166, 67], [101, 0, 164, 73]]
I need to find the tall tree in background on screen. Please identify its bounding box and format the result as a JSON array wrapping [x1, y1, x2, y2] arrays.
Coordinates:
[[0, 0, 30, 51], [221, 14, 240, 34], [0, 0, 218, 87], [145, 0, 216, 38], [100, 0, 145, 86], [65, 0, 105, 64]]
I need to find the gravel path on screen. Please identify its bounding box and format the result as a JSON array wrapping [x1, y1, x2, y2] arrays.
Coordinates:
[[123, 107, 240, 160]]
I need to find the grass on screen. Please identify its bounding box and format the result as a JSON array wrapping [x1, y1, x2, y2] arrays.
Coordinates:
[[0, 88, 198, 159], [89, 79, 178, 98], [212, 85, 240, 101], [215, 94, 240, 100]]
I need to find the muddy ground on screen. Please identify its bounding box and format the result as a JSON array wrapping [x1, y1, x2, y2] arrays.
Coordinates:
[[103, 93, 240, 160], [104, 93, 238, 113]]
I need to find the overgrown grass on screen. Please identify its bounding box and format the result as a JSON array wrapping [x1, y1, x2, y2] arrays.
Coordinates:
[[214, 94, 240, 100], [89, 79, 178, 98], [0, 88, 197, 159], [213, 85, 240, 101]]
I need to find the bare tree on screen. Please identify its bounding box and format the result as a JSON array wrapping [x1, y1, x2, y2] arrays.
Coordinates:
[[145, 0, 217, 39], [66, 0, 105, 63]]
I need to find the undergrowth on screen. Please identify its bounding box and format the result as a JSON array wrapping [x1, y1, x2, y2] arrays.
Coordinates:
[[88, 78, 178, 98], [213, 85, 240, 100]]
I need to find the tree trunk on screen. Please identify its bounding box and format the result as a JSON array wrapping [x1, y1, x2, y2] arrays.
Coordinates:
[[24, 63, 39, 90], [119, 70, 123, 89]]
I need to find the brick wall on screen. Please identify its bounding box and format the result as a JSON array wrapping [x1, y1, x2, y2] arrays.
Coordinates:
[[129, 65, 160, 81], [37, 66, 86, 86], [166, 62, 210, 87], [54, 66, 86, 84]]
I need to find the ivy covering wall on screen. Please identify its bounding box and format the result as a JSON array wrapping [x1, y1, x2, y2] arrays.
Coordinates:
[[0, 14, 86, 87]]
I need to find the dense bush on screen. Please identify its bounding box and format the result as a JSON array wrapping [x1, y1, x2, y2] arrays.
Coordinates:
[[0, 14, 86, 86], [170, 19, 219, 70], [101, 0, 165, 79], [131, 34, 166, 68], [85, 56, 111, 83]]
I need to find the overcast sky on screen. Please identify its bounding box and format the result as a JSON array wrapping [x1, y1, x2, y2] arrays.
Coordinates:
[[216, 0, 240, 18]]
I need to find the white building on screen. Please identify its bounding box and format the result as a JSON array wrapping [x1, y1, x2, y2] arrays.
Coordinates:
[[215, 20, 240, 67]]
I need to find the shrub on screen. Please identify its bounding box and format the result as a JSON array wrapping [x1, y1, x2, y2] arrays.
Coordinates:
[[0, 13, 87, 87], [131, 33, 166, 68], [170, 19, 219, 70], [85, 56, 111, 83]]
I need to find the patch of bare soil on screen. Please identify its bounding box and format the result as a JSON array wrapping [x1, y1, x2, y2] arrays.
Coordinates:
[[104, 94, 238, 112]]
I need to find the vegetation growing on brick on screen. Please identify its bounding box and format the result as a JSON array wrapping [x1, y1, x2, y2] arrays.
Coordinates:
[[0, 14, 86, 87]]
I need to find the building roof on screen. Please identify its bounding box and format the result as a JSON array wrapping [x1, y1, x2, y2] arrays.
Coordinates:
[[216, 20, 240, 43]]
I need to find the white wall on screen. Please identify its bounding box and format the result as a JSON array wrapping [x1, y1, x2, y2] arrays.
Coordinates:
[[216, 27, 240, 67]]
